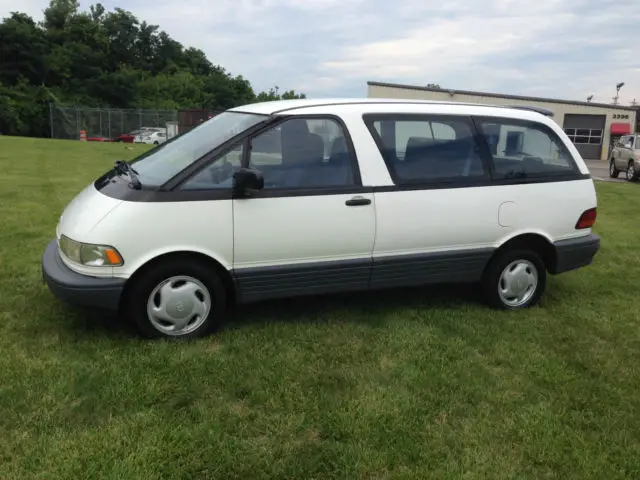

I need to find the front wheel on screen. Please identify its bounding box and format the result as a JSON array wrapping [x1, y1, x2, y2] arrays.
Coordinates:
[[124, 258, 228, 339], [609, 159, 619, 178], [626, 162, 637, 182], [482, 249, 547, 310]]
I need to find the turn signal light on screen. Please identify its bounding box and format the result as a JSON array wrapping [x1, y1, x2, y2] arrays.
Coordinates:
[[575, 208, 597, 229]]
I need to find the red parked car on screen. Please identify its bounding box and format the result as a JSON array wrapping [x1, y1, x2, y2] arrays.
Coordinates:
[[115, 129, 143, 143], [116, 127, 165, 143]]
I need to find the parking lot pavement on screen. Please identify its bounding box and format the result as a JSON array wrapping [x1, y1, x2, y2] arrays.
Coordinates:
[[584, 159, 625, 183]]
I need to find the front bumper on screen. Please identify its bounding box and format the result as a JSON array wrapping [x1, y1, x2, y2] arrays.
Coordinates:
[[41, 239, 126, 311], [552, 233, 601, 274]]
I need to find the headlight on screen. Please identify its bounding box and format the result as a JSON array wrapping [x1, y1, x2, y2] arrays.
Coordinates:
[[58, 235, 124, 267]]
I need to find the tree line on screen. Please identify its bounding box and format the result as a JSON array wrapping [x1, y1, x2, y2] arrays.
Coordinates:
[[0, 0, 306, 137]]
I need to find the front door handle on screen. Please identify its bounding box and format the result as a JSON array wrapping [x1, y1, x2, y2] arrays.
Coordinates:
[[345, 196, 371, 206]]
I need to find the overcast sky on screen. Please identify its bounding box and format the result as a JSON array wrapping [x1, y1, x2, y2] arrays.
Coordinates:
[[2, 0, 640, 104]]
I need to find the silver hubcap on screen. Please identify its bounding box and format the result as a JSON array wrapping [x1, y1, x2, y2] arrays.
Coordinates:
[[610, 162, 615, 174], [146, 275, 211, 336], [629, 165, 635, 180], [498, 260, 538, 307]]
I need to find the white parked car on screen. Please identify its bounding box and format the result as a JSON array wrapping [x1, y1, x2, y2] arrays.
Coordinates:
[[42, 98, 600, 339], [134, 130, 167, 145]]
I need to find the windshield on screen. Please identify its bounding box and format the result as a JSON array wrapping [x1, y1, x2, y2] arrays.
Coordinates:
[[129, 111, 268, 186]]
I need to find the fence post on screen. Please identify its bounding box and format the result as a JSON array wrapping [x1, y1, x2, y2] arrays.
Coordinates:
[[108, 110, 112, 139], [139, 109, 142, 128], [75, 106, 80, 139], [49, 102, 54, 139]]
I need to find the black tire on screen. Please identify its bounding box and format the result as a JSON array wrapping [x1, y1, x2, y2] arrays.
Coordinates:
[[626, 161, 637, 182], [609, 159, 619, 178], [481, 248, 547, 310], [124, 258, 228, 339]]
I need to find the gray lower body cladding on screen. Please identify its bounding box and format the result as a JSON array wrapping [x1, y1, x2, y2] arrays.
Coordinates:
[[234, 234, 600, 303], [42, 233, 600, 309]]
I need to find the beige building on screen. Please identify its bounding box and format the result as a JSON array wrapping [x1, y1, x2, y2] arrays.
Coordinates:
[[368, 81, 638, 161]]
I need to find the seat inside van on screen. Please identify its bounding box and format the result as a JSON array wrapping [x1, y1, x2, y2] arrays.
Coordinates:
[[396, 135, 484, 180], [255, 118, 354, 187]]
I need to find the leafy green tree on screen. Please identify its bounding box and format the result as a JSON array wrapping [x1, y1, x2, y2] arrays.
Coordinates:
[[256, 85, 307, 102], [0, 0, 306, 137], [0, 13, 49, 86]]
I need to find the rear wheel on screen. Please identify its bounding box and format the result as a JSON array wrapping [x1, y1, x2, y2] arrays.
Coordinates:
[[626, 161, 637, 182], [124, 258, 228, 339], [609, 158, 619, 178], [482, 248, 546, 310]]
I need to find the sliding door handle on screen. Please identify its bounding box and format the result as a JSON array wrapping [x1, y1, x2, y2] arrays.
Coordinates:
[[345, 196, 371, 206]]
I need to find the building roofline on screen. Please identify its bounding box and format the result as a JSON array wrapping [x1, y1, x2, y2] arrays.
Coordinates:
[[367, 81, 638, 112]]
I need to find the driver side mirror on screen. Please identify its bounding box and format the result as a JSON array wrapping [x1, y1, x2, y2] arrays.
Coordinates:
[[233, 167, 264, 197]]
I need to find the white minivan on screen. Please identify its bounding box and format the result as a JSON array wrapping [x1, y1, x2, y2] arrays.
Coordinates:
[[42, 99, 600, 339]]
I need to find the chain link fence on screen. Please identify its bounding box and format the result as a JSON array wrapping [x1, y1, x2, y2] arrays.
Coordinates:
[[49, 104, 178, 140]]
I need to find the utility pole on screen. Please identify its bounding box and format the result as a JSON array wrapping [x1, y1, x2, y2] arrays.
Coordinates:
[[631, 98, 638, 107], [613, 82, 625, 105]]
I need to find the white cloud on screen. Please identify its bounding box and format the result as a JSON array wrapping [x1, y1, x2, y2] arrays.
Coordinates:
[[321, 1, 640, 103], [2, 0, 640, 104]]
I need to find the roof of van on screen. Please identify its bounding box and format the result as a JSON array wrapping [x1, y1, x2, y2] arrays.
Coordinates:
[[229, 98, 557, 118]]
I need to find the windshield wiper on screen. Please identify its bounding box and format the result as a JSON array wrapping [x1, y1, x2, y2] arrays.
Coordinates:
[[114, 160, 142, 189]]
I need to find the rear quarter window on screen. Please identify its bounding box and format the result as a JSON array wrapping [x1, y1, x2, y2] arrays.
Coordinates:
[[477, 118, 579, 179]]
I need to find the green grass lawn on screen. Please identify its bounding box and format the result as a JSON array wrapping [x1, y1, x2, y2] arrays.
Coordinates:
[[1, 135, 639, 479]]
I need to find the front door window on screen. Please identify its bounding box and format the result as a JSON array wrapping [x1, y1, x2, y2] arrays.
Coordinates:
[[248, 117, 357, 189]]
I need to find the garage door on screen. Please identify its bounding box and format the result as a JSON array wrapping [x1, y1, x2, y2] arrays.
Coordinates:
[[563, 114, 606, 160]]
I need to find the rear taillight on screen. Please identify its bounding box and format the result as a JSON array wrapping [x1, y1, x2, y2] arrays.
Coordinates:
[[576, 208, 597, 229]]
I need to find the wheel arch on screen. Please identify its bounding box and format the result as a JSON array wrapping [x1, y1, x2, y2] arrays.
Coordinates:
[[485, 232, 558, 276], [118, 250, 237, 313]]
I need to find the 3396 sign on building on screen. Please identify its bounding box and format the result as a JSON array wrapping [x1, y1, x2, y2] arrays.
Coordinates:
[[613, 114, 630, 120]]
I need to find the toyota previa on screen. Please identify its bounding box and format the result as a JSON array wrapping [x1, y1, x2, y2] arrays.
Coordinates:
[[42, 99, 601, 339]]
